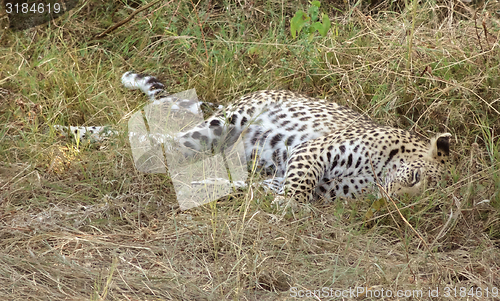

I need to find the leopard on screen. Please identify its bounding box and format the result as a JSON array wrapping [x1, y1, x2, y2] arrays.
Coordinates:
[[55, 71, 452, 204]]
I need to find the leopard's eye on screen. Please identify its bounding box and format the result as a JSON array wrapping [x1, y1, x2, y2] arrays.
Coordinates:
[[412, 169, 421, 185]]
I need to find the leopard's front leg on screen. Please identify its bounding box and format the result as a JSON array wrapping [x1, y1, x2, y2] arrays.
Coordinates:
[[281, 142, 326, 203]]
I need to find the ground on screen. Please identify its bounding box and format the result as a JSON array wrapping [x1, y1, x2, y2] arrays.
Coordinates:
[[0, 0, 499, 300]]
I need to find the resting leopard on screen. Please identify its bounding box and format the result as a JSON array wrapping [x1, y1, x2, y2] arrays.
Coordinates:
[[55, 72, 452, 203]]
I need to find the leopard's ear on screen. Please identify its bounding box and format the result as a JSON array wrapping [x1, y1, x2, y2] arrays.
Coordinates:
[[429, 133, 451, 163]]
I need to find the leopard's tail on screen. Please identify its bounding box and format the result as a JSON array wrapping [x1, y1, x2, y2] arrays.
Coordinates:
[[122, 71, 223, 114], [121, 71, 166, 101]]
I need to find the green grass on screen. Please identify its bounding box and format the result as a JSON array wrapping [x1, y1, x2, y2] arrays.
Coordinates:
[[1, 0, 499, 299]]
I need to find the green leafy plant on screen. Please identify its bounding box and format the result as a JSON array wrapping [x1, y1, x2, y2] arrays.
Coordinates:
[[290, 1, 331, 40]]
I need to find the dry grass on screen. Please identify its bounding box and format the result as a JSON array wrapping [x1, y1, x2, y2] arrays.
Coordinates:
[[1, 0, 499, 299]]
